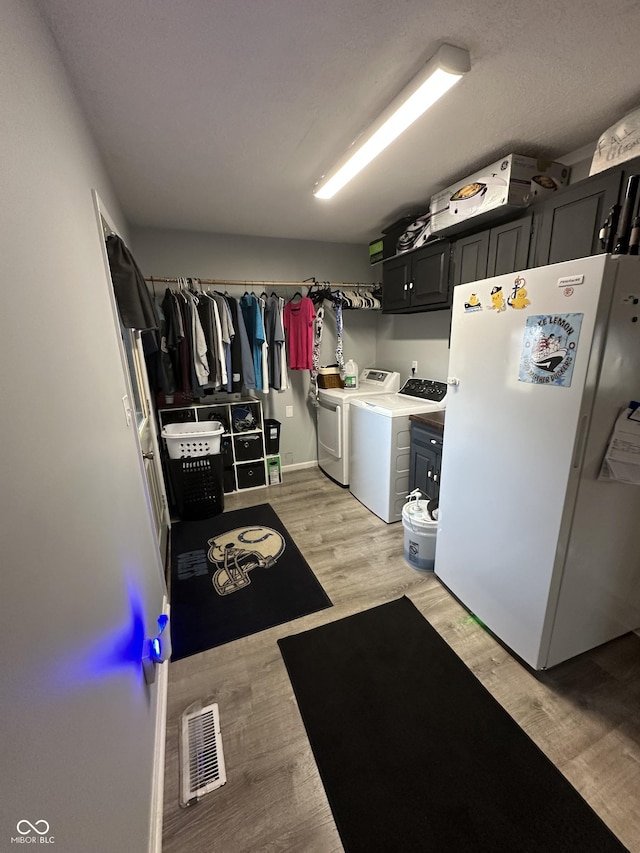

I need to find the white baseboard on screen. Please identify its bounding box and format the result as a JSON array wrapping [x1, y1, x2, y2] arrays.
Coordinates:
[[148, 598, 170, 853], [282, 460, 319, 472]]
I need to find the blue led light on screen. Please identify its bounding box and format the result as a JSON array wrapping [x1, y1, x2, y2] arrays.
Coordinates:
[[50, 577, 147, 688], [151, 637, 162, 661]]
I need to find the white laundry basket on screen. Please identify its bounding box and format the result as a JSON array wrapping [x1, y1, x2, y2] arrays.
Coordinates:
[[161, 421, 224, 459], [402, 491, 438, 571]]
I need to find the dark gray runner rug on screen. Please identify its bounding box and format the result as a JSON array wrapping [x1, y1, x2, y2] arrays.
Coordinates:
[[278, 596, 627, 853]]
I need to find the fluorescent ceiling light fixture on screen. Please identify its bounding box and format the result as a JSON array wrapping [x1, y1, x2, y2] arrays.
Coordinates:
[[313, 43, 470, 200]]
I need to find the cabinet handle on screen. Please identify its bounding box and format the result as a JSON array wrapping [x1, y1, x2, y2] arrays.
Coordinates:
[[409, 280, 414, 290], [403, 283, 408, 292], [428, 470, 432, 479]]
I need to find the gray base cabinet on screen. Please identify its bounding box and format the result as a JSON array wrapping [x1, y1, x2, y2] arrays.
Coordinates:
[[409, 422, 443, 501]]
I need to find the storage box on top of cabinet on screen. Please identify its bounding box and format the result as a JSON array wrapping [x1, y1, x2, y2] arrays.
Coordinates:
[[430, 155, 570, 237]]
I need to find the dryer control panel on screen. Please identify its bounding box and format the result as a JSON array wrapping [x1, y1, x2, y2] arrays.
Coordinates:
[[360, 369, 401, 392], [398, 377, 447, 403]]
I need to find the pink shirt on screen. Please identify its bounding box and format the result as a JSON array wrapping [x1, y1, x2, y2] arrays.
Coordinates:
[[283, 296, 315, 370]]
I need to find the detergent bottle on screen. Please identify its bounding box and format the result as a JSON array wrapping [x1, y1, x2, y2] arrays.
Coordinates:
[[344, 359, 359, 389]]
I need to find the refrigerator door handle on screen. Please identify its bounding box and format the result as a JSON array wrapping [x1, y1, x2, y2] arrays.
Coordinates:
[[572, 414, 589, 469]]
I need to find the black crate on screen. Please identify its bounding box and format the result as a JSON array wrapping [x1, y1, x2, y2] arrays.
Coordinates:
[[233, 433, 264, 462], [168, 454, 224, 520], [236, 461, 266, 490], [263, 419, 281, 454]]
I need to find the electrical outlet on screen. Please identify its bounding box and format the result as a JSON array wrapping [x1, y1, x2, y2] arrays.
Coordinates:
[[285, 405, 293, 418], [411, 361, 418, 373]]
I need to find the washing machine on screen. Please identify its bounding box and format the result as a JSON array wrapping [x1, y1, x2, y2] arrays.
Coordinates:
[[317, 368, 400, 486], [349, 377, 447, 522]]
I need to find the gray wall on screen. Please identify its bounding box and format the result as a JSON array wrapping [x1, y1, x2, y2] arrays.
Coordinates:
[[1, 2, 165, 850], [376, 310, 452, 384], [132, 227, 378, 465]]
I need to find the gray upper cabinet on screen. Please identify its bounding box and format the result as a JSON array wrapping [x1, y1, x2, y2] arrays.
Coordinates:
[[487, 214, 532, 277], [382, 241, 451, 313], [381, 253, 411, 312], [382, 162, 634, 315], [452, 214, 532, 286], [532, 170, 622, 266], [452, 231, 489, 285]]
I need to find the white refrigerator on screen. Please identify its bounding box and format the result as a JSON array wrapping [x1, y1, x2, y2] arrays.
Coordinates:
[[435, 254, 640, 669]]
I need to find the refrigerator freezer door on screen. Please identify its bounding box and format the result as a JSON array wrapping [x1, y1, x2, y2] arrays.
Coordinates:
[[435, 256, 611, 668], [545, 256, 640, 665]]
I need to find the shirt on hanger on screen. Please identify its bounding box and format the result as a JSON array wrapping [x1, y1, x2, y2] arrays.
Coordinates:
[[240, 293, 265, 389], [283, 296, 315, 370], [265, 295, 286, 390]]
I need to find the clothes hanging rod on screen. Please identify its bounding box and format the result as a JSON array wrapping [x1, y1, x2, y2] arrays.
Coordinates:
[[144, 276, 380, 288]]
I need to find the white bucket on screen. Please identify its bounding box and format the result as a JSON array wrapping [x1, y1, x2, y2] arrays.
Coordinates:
[[402, 498, 437, 571]]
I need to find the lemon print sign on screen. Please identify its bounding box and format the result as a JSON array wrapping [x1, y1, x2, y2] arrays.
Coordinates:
[[519, 313, 583, 387]]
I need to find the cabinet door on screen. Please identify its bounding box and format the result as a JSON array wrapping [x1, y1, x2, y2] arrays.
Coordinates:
[[487, 214, 532, 277], [452, 231, 489, 285], [410, 242, 451, 309], [410, 441, 440, 501], [410, 424, 443, 500], [382, 254, 411, 312], [533, 170, 622, 266]]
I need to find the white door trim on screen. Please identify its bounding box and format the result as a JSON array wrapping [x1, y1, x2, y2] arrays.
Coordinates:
[[148, 598, 170, 853], [91, 189, 169, 591], [91, 190, 169, 851]]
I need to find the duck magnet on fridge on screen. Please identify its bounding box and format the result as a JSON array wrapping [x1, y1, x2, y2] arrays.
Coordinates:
[[508, 275, 531, 310]]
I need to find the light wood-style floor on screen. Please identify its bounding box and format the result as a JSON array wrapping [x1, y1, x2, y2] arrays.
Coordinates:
[[163, 467, 640, 853]]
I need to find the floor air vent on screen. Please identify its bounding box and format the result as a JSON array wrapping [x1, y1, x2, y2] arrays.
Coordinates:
[[180, 702, 227, 806]]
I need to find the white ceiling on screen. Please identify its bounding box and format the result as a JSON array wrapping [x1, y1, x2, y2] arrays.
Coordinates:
[[36, 0, 640, 245]]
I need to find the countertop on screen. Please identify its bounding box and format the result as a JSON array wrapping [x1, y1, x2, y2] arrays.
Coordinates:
[[409, 410, 445, 431]]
